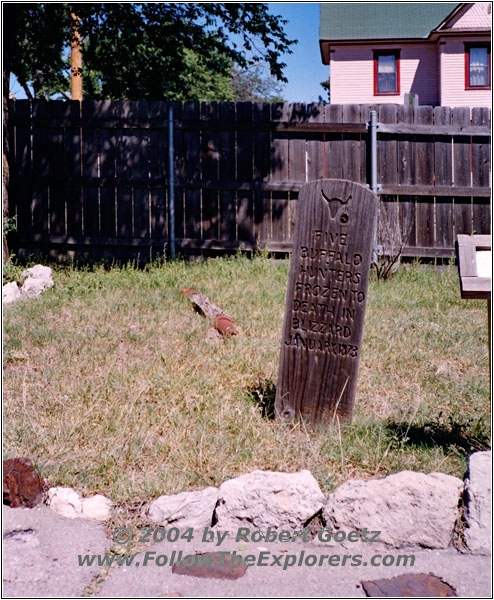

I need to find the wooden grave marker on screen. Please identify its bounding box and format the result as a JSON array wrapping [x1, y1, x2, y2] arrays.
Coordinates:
[[275, 179, 378, 424]]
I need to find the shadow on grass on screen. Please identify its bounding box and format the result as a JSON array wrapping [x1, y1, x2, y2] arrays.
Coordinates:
[[386, 419, 491, 455], [246, 379, 277, 420]]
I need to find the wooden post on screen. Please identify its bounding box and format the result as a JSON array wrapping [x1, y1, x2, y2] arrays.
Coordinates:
[[70, 12, 82, 101], [275, 179, 378, 424]]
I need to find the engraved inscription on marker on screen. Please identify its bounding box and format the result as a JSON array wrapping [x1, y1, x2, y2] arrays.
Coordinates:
[[275, 179, 378, 424]]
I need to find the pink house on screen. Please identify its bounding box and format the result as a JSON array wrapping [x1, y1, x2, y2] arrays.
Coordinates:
[[320, 2, 492, 107]]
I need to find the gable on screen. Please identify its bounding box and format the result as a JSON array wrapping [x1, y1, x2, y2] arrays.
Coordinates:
[[320, 3, 461, 41], [441, 2, 492, 29]]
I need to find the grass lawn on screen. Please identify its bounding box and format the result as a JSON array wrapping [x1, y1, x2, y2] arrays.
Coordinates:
[[3, 255, 490, 504]]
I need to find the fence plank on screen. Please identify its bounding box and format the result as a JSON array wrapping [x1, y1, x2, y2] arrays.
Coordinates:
[[471, 107, 491, 188], [414, 107, 435, 250], [454, 196, 473, 236], [219, 103, 236, 242], [114, 102, 133, 238], [253, 102, 271, 244], [201, 101, 219, 240], [342, 104, 362, 182], [399, 195, 417, 249], [45, 99, 67, 238], [378, 104, 398, 187], [306, 103, 325, 181], [396, 105, 414, 186], [452, 107, 472, 187], [270, 103, 290, 245], [13, 101, 33, 233], [171, 101, 185, 242], [9, 101, 492, 261], [324, 104, 344, 179], [452, 108, 474, 238], [66, 102, 83, 238], [435, 196, 454, 248], [181, 101, 201, 241], [31, 102, 50, 235], [433, 107, 453, 186], [236, 102, 254, 245], [415, 106, 434, 185], [271, 102, 289, 182], [131, 102, 150, 239], [99, 101, 117, 238], [433, 107, 453, 249], [148, 101, 168, 243], [81, 101, 100, 237], [287, 104, 308, 242], [473, 197, 491, 235], [471, 107, 491, 235]]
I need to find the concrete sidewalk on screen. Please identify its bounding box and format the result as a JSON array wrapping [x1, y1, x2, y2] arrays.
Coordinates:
[[3, 505, 491, 598]]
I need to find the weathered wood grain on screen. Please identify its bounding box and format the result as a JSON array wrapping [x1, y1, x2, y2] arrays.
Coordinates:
[[219, 103, 236, 242], [183, 101, 201, 240], [10, 102, 491, 261], [236, 102, 254, 245], [457, 234, 491, 300], [275, 179, 378, 424], [202, 102, 220, 240]]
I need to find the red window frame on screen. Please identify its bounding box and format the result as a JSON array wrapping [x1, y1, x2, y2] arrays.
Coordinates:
[[373, 50, 401, 96], [464, 42, 491, 90]]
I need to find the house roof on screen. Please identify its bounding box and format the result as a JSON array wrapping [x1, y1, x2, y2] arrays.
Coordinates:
[[319, 3, 461, 42]]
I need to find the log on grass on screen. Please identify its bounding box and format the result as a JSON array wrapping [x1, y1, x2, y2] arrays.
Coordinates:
[[182, 288, 239, 336]]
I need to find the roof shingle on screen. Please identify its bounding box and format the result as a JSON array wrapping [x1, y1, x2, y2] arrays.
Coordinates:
[[319, 3, 461, 41]]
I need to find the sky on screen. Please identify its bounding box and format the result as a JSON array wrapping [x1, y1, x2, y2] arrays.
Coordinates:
[[10, 2, 329, 103], [266, 2, 329, 102]]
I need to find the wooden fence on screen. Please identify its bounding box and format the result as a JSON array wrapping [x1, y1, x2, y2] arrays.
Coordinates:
[[8, 100, 491, 261]]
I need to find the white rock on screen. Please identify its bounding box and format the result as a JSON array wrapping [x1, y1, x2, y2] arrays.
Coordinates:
[[148, 487, 218, 529], [47, 487, 83, 519], [463, 451, 491, 555], [3, 282, 22, 304], [324, 471, 463, 549], [21, 265, 53, 280], [81, 495, 113, 521], [214, 470, 325, 531], [47, 488, 112, 521], [20, 265, 54, 298]]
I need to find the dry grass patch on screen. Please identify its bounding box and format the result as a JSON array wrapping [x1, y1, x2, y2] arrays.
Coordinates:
[[3, 256, 490, 503]]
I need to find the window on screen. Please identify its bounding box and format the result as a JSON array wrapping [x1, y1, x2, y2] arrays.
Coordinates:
[[465, 43, 491, 89], [374, 50, 400, 95]]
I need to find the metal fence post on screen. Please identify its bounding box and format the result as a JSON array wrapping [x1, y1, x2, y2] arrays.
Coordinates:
[[369, 110, 380, 264], [168, 105, 176, 260], [369, 111, 378, 195]]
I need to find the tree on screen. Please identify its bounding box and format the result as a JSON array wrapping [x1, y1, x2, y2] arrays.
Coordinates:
[[319, 78, 330, 104], [230, 64, 286, 102], [8, 3, 297, 101], [3, 3, 296, 260], [3, 4, 23, 262]]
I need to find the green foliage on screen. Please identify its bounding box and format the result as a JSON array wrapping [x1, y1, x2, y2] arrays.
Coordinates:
[[3, 215, 17, 235], [10, 3, 296, 101], [3, 217, 19, 285], [2, 258, 21, 286], [230, 64, 286, 102], [9, 4, 69, 99], [319, 78, 330, 104]]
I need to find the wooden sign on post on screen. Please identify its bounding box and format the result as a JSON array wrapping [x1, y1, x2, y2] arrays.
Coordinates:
[[456, 235, 491, 300], [456, 234, 491, 379], [275, 179, 378, 424]]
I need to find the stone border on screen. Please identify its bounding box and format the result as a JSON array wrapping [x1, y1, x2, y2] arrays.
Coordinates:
[[43, 451, 491, 556]]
